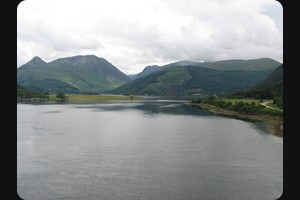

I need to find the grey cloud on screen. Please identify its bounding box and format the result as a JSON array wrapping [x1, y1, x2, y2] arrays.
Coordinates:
[[17, 0, 282, 74]]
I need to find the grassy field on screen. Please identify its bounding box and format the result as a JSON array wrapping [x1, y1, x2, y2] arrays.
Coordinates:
[[49, 94, 143, 101], [221, 98, 266, 106]]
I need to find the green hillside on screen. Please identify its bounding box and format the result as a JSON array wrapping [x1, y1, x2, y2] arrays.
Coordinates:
[[255, 64, 283, 88], [17, 84, 48, 99], [132, 58, 280, 80], [112, 66, 272, 95], [133, 60, 208, 79], [17, 55, 131, 93], [206, 58, 281, 71], [232, 64, 283, 100]]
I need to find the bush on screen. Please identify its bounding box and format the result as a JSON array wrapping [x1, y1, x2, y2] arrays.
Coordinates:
[[260, 108, 283, 117], [273, 96, 283, 109], [56, 93, 67, 99], [192, 98, 202, 103]]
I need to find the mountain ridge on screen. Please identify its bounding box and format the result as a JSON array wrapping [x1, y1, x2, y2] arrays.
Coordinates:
[[132, 58, 281, 80], [17, 55, 282, 95], [17, 55, 131, 93], [112, 65, 273, 95], [231, 64, 283, 100]]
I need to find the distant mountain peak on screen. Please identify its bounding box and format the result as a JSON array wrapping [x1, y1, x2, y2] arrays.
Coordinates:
[[19, 56, 47, 70], [69, 54, 98, 59], [30, 56, 47, 64], [71, 54, 103, 59], [17, 55, 131, 93], [55, 55, 107, 64]]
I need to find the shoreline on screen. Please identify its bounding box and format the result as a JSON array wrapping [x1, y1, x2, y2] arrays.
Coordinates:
[[17, 94, 144, 102], [188, 103, 283, 137]]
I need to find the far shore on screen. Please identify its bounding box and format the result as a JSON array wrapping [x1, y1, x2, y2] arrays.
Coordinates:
[[188, 103, 283, 137], [56, 94, 144, 101], [17, 94, 144, 102], [17, 95, 283, 137]]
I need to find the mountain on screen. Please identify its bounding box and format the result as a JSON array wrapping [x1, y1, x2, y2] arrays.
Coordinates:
[[132, 58, 280, 80], [17, 55, 132, 93], [18, 56, 47, 70], [133, 60, 209, 80], [255, 64, 283, 88], [231, 64, 283, 99], [112, 66, 272, 96], [206, 58, 280, 71], [134, 65, 161, 79]]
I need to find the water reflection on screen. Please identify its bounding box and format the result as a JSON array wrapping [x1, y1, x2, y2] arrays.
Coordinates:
[[17, 102, 282, 200], [74, 101, 216, 117]]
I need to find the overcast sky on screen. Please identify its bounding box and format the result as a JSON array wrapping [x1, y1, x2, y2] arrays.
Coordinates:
[[17, 0, 283, 74]]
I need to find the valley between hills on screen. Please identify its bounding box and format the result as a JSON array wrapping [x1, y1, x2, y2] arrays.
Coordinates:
[[17, 55, 283, 136]]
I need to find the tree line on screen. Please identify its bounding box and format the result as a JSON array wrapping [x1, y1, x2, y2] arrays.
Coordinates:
[[192, 96, 282, 117]]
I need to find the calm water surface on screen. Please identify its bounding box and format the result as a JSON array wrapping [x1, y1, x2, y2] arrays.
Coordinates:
[[17, 101, 282, 200]]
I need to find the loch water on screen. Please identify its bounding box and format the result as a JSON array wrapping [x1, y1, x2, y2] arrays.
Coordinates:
[[17, 101, 283, 200]]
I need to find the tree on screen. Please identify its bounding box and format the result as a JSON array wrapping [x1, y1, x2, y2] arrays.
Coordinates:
[[56, 93, 67, 99], [273, 96, 283, 109]]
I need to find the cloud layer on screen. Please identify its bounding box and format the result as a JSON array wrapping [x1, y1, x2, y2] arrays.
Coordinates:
[[17, 0, 283, 74]]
